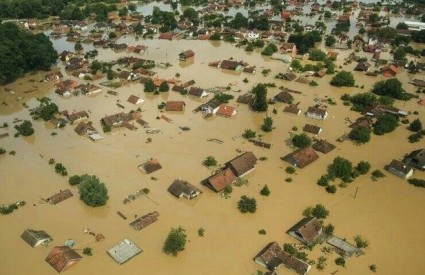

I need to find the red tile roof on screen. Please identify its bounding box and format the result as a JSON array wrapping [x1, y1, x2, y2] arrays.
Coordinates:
[[45, 246, 82, 273], [206, 168, 237, 192], [216, 105, 236, 117]]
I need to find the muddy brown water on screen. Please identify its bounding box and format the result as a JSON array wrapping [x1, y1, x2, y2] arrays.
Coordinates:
[[1, 39, 425, 275]]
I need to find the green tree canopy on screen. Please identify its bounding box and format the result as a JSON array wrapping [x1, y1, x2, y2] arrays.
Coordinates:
[[78, 174, 109, 207], [238, 195, 257, 213], [330, 71, 355, 87], [371, 78, 406, 100], [409, 119, 422, 132], [349, 126, 371, 144], [327, 157, 353, 181], [159, 81, 169, 92], [291, 133, 312, 148], [15, 120, 34, 136], [163, 226, 187, 256], [261, 116, 273, 132], [144, 79, 156, 93], [373, 114, 399, 135], [251, 84, 268, 112]]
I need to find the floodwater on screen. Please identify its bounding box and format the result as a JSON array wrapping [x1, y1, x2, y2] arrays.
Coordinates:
[[1, 16, 425, 275]]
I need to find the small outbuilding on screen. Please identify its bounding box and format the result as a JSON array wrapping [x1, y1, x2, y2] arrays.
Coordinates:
[[168, 179, 201, 199], [179, 50, 195, 61], [139, 159, 162, 174], [107, 239, 142, 265], [21, 229, 53, 247]]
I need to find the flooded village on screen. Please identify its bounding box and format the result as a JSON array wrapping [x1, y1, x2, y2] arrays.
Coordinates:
[[0, 0, 425, 274]]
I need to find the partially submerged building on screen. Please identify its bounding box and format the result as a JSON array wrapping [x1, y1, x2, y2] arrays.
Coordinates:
[[168, 179, 201, 199], [327, 236, 362, 257], [46, 189, 73, 205], [386, 159, 413, 179], [282, 147, 319, 168], [21, 229, 53, 247], [138, 159, 162, 174], [107, 239, 142, 264], [45, 246, 82, 273], [287, 217, 323, 246], [129, 211, 159, 231]]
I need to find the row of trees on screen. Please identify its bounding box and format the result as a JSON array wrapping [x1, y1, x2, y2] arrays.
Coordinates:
[[0, 23, 58, 84]]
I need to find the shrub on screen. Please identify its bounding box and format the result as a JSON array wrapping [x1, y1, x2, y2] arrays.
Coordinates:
[[242, 129, 256, 139], [258, 229, 266, 235], [371, 169, 385, 180], [317, 175, 329, 186], [309, 80, 318, 86], [163, 227, 187, 256], [354, 235, 369, 248], [54, 163, 68, 176], [409, 118, 422, 132], [260, 185, 270, 196], [0, 147, 6, 155], [237, 195, 257, 213], [370, 264, 377, 272], [335, 257, 345, 267], [324, 224, 334, 235], [356, 161, 371, 174], [325, 185, 337, 194], [142, 188, 150, 194], [261, 116, 273, 132], [48, 158, 55, 165], [69, 175, 82, 186], [407, 178, 425, 188], [198, 227, 205, 237], [286, 167, 296, 174], [203, 156, 217, 167], [82, 247, 92, 256], [285, 177, 293, 182], [223, 185, 233, 196]]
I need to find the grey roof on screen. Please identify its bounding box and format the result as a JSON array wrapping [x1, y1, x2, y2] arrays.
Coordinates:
[[168, 180, 201, 198], [107, 239, 142, 264], [327, 236, 360, 257], [21, 229, 53, 247]]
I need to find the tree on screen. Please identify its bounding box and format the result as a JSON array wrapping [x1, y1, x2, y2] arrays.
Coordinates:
[[326, 185, 337, 194], [261, 45, 275, 56], [317, 175, 329, 186], [408, 178, 425, 188], [69, 175, 82, 186], [82, 247, 92, 256], [291, 133, 312, 148], [327, 157, 353, 181], [349, 126, 371, 144], [260, 185, 270, 196], [90, 60, 102, 74], [15, 120, 34, 136], [209, 33, 221, 40], [109, 32, 117, 39], [354, 235, 369, 248], [144, 79, 156, 93], [128, 3, 137, 12], [309, 49, 327, 61], [409, 118, 422, 132], [311, 204, 329, 219], [335, 257, 346, 267], [261, 117, 273, 132], [373, 114, 399, 135], [38, 100, 59, 121], [78, 174, 109, 207], [330, 71, 355, 87], [324, 11, 332, 18], [238, 195, 257, 213], [55, 163, 68, 176], [242, 129, 256, 139], [182, 7, 198, 21], [163, 227, 187, 256], [324, 224, 334, 235], [411, 30, 425, 43], [203, 156, 217, 167], [356, 161, 371, 175], [74, 40, 83, 52], [371, 78, 406, 100], [393, 47, 406, 60], [118, 7, 128, 17], [228, 12, 248, 29], [251, 84, 268, 112], [396, 22, 408, 30], [159, 81, 169, 92], [325, 35, 336, 47]]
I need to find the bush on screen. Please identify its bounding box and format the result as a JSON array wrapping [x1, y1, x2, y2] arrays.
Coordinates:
[[198, 227, 205, 237], [285, 177, 293, 182], [48, 158, 55, 165], [324, 224, 334, 235], [82, 247, 92, 256], [354, 235, 369, 248], [317, 175, 329, 186], [260, 185, 270, 196], [291, 133, 312, 148], [78, 174, 109, 207], [335, 257, 345, 267], [258, 229, 266, 235], [371, 169, 385, 180], [408, 178, 425, 188], [286, 167, 296, 174], [356, 161, 371, 174], [305, 204, 330, 219], [373, 114, 399, 135], [325, 185, 337, 194], [203, 156, 217, 167], [237, 195, 257, 213], [69, 175, 81, 186], [163, 227, 187, 256], [0, 147, 6, 155], [55, 163, 68, 176], [223, 184, 233, 196], [349, 126, 371, 144], [370, 264, 377, 272], [142, 188, 150, 194], [242, 129, 256, 139], [409, 118, 422, 132], [15, 120, 34, 136], [261, 116, 273, 132], [309, 80, 318, 86]]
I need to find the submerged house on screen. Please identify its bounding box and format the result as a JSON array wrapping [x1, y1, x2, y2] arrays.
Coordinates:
[[139, 159, 162, 174], [129, 211, 159, 231], [168, 179, 201, 199], [327, 236, 361, 257], [288, 217, 323, 246], [282, 147, 319, 168], [127, 95, 144, 105], [312, 140, 336, 154], [204, 168, 237, 192], [303, 124, 322, 135], [273, 90, 294, 104], [45, 246, 82, 273], [226, 151, 257, 177], [179, 50, 195, 61], [46, 189, 73, 205], [404, 149, 425, 171], [107, 239, 142, 265], [386, 159, 413, 179], [166, 101, 186, 112], [254, 242, 311, 275], [216, 105, 237, 117], [306, 106, 328, 120], [21, 229, 53, 247], [189, 87, 208, 98]]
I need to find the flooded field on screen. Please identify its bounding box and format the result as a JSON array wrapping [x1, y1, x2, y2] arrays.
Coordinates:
[[1, 27, 425, 275]]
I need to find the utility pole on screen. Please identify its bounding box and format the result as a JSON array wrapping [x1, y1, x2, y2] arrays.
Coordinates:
[[354, 187, 359, 199]]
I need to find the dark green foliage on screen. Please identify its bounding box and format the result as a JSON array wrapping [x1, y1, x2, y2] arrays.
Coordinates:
[[325, 35, 337, 47], [251, 84, 268, 112], [214, 93, 234, 103], [144, 79, 156, 93], [149, 6, 177, 32], [159, 81, 169, 92], [54, 163, 68, 176], [371, 78, 406, 100], [258, 229, 266, 235], [291, 133, 312, 149], [0, 203, 18, 215], [82, 247, 92, 256], [37, 99, 59, 121], [307, 204, 329, 219], [408, 178, 425, 188], [288, 31, 322, 54], [371, 169, 385, 180], [0, 147, 6, 155], [0, 23, 57, 84], [249, 16, 269, 31], [69, 175, 82, 186], [261, 117, 273, 132], [409, 119, 422, 132], [286, 167, 296, 174], [228, 12, 248, 29], [325, 185, 337, 194], [209, 33, 221, 40], [373, 114, 399, 135], [393, 47, 406, 60], [78, 174, 109, 207], [309, 49, 327, 61], [15, 120, 34, 136], [356, 161, 371, 175], [354, 235, 369, 248], [261, 43, 278, 56], [327, 157, 353, 181], [309, 80, 318, 86], [349, 126, 371, 144], [335, 257, 346, 267], [324, 224, 334, 235], [283, 243, 309, 261], [370, 264, 377, 272], [198, 227, 205, 237], [203, 156, 217, 167], [317, 175, 329, 186], [163, 227, 187, 256], [411, 30, 425, 43], [242, 129, 256, 139], [74, 40, 83, 52], [330, 71, 355, 87], [223, 184, 233, 196], [260, 185, 270, 196], [142, 188, 150, 194], [408, 130, 425, 143], [237, 195, 257, 213]]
